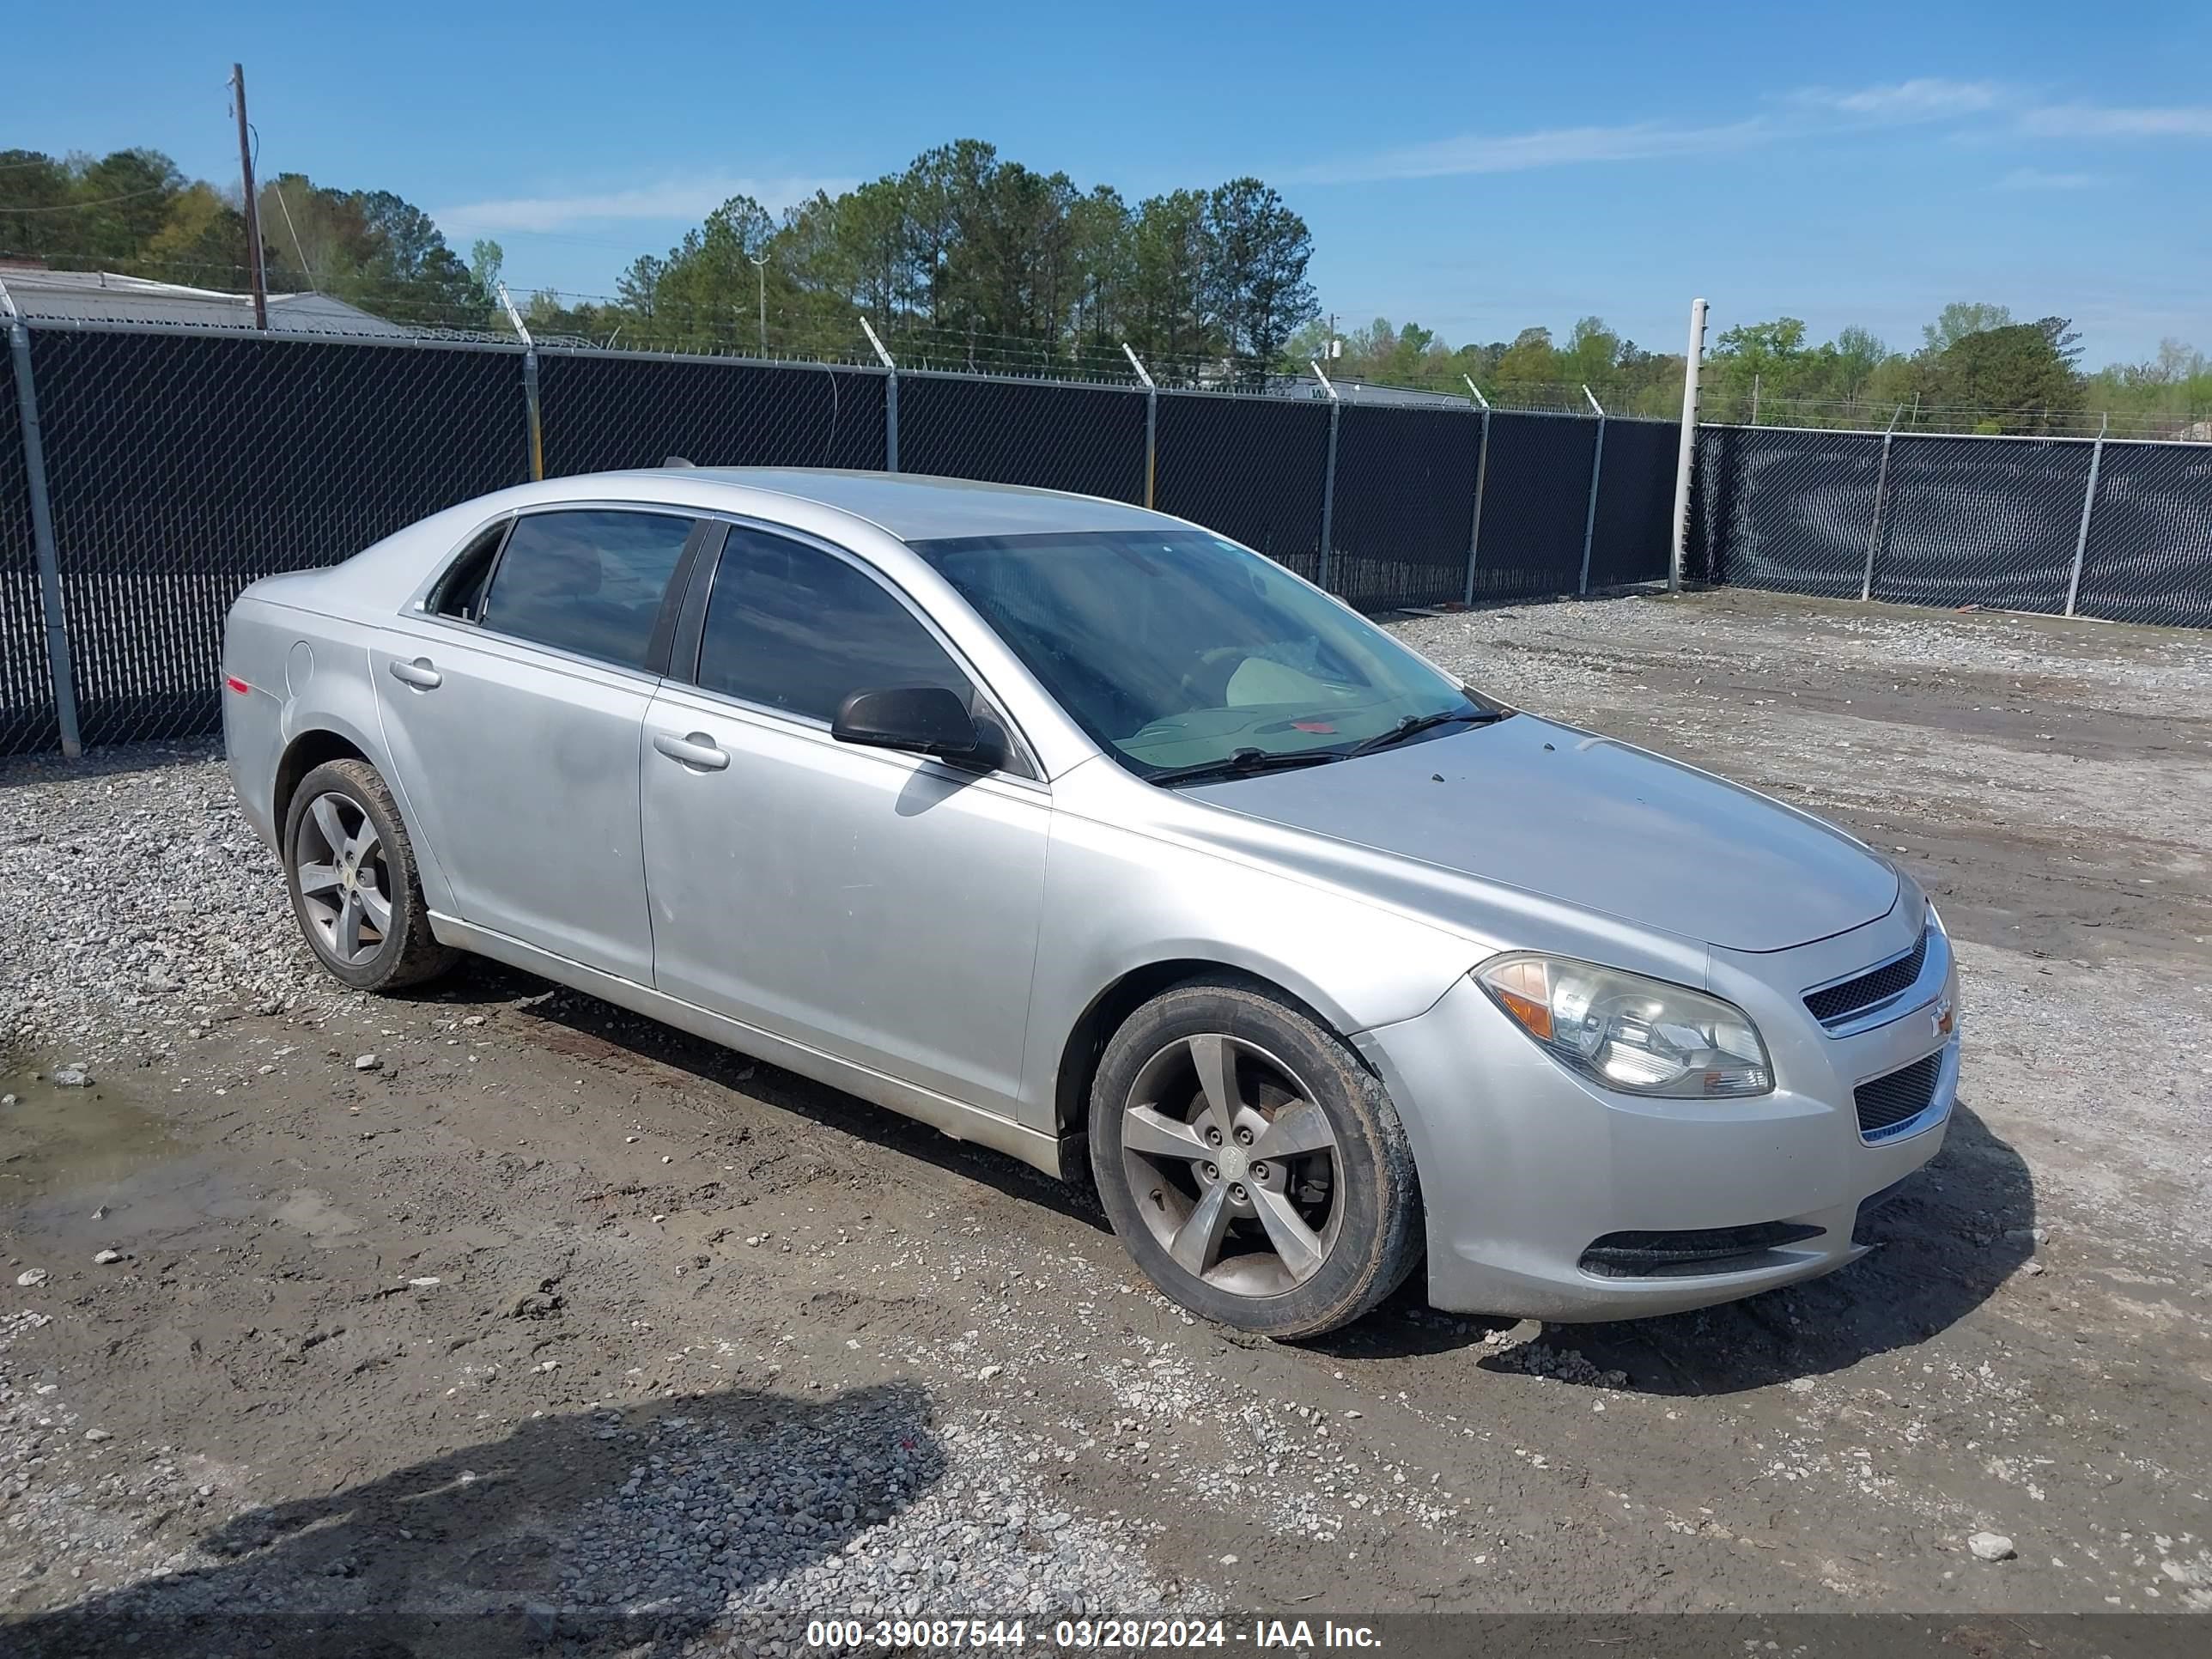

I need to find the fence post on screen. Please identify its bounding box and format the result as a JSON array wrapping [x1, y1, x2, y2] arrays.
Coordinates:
[[1669, 297, 1707, 592], [1462, 377, 1491, 607], [1312, 360, 1340, 592], [1858, 404, 1904, 603], [497, 284, 544, 482], [1577, 386, 1607, 595], [0, 290, 84, 758], [861, 319, 897, 472], [2064, 414, 2107, 618], [1122, 344, 1157, 507]]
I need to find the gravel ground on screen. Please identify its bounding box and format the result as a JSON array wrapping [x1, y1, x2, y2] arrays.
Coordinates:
[[3, 587, 2209, 1650]]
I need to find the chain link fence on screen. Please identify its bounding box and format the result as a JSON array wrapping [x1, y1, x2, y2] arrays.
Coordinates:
[[1152, 392, 1329, 581], [1690, 421, 2212, 626], [11, 309, 2207, 758], [538, 350, 888, 477], [900, 373, 1146, 503], [1, 341, 59, 756]]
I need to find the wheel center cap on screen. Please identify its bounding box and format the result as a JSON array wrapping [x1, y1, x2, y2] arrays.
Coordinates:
[[1216, 1145, 1249, 1183]]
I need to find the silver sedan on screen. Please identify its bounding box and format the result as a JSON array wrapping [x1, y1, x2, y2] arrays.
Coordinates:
[[224, 469, 1960, 1338]]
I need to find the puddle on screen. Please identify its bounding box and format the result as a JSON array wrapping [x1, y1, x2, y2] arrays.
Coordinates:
[[0, 1066, 175, 1196], [0, 1062, 254, 1252]]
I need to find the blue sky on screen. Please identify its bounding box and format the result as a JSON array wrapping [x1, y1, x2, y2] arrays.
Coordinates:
[[13, 1, 2211, 364]]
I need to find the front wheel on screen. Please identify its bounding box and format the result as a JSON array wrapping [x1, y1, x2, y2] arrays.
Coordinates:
[[283, 758, 458, 992], [1089, 979, 1422, 1339]]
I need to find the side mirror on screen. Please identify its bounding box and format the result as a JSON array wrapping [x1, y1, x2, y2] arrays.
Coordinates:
[[832, 684, 981, 762]]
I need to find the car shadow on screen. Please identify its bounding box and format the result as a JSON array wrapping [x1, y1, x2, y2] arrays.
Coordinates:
[[402, 956, 1113, 1237], [9, 1381, 941, 1658], [1313, 1101, 2034, 1389]]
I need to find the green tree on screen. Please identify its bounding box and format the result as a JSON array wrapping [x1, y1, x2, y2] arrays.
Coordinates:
[[1202, 178, 1317, 380], [1921, 301, 2012, 355]]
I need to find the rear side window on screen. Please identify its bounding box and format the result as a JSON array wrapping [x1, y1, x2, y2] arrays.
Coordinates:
[[480, 509, 694, 670], [696, 527, 971, 722], [430, 520, 508, 622]]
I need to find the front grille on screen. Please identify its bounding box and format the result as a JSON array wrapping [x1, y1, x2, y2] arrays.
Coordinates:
[[1855, 1051, 1944, 1138], [1806, 927, 1929, 1025], [1579, 1221, 1824, 1279]]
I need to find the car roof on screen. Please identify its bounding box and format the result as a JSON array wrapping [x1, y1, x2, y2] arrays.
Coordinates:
[[638, 467, 1174, 543]]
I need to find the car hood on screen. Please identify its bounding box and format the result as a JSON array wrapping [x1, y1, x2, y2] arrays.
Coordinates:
[[1184, 715, 1899, 952]]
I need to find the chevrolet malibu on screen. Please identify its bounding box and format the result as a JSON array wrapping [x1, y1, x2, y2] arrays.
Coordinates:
[[223, 469, 1960, 1338]]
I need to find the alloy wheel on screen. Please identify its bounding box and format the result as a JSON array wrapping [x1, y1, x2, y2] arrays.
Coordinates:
[[294, 792, 392, 967], [1119, 1033, 1345, 1298]]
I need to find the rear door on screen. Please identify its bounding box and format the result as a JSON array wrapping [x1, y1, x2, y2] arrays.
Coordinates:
[[639, 523, 1049, 1115], [372, 507, 702, 981]]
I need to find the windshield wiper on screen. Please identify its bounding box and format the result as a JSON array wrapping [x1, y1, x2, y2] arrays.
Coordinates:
[[1146, 747, 1347, 789], [1346, 706, 1504, 759]]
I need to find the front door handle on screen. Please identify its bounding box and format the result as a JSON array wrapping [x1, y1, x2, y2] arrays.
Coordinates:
[[653, 731, 730, 772], [388, 657, 441, 690]]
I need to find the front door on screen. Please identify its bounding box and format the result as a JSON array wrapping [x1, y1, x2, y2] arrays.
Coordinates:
[[640, 524, 1049, 1117], [373, 507, 696, 981]]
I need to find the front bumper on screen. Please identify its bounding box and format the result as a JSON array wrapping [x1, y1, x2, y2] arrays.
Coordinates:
[[1358, 914, 1959, 1322]]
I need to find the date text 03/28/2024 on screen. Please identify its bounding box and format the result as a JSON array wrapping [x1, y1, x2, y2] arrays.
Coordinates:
[[800, 1619, 1384, 1650]]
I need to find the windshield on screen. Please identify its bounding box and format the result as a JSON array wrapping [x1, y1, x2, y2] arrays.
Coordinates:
[[911, 529, 1485, 778]]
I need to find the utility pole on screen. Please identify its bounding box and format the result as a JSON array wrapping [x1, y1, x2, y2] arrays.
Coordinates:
[[230, 63, 268, 329], [749, 252, 768, 356]]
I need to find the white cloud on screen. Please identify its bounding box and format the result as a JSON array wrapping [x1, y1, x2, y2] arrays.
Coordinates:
[[1998, 167, 2105, 191], [1293, 117, 1769, 184], [1300, 76, 2212, 187], [2017, 103, 2212, 138], [1297, 76, 1990, 185], [1792, 77, 2004, 119], [431, 174, 854, 234]]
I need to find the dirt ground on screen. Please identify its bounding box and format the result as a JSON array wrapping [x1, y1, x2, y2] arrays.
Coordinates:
[[2, 587, 2209, 1650]]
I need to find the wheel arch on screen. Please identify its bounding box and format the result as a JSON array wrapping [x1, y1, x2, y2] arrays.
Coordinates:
[[1050, 956, 1360, 1176], [273, 726, 375, 835]]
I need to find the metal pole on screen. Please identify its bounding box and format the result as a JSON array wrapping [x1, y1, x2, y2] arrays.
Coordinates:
[[1668, 297, 1707, 592], [2064, 414, 2107, 618], [860, 319, 897, 472], [749, 254, 768, 356], [230, 64, 268, 330], [1751, 372, 1759, 428], [1, 294, 84, 757], [1462, 374, 1489, 410], [1313, 361, 1340, 592], [1123, 343, 1157, 509], [498, 283, 544, 482], [1462, 405, 1492, 607], [1858, 404, 1905, 603], [1578, 388, 1607, 595]]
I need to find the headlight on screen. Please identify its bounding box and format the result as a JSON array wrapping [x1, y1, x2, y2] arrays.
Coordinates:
[[1474, 954, 1772, 1098]]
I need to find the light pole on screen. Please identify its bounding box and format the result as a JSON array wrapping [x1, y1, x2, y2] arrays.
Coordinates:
[[748, 252, 768, 356]]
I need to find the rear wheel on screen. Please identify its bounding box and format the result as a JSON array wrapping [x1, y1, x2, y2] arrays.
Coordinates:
[[283, 758, 457, 992], [1089, 979, 1421, 1339]]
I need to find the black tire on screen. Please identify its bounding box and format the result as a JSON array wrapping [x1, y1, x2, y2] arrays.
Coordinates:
[[283, 758, 458, 993], [1088, 977, 1422, 1339]]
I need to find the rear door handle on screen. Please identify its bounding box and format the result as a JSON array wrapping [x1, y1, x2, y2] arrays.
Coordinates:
[[388, 657, 441, 690], [653, 732, 730, 772]]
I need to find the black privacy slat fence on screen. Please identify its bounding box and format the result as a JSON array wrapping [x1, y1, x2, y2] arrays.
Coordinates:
[[2, 311, 2206, 759], [17, 328, 528, 749], [1690, 422, 2212, 627], [538, 351, 888, 477], [1152, 392, 1329, 580], [1329, 404, 1481, 612], [899, 372, 1147, 504], [1471, 412, 1600, 604], [0, 344, 58, 756]]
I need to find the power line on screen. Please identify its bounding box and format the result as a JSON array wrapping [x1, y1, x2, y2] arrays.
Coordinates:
[[0, 184, 174, 213]]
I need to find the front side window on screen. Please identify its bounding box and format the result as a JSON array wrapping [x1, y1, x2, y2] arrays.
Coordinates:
[[696, 527, 973, 722], [479, 509, 694, 670], [913, 529, 1483, 776]]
